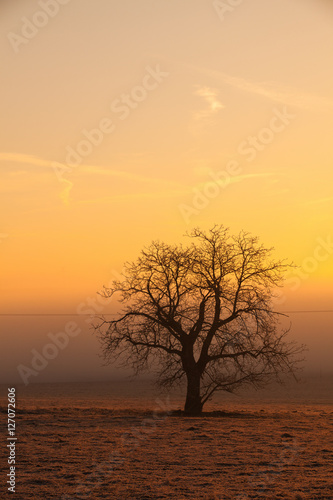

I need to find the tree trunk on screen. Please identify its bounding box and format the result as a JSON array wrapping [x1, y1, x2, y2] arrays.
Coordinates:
[[184, 370, 203, 415]]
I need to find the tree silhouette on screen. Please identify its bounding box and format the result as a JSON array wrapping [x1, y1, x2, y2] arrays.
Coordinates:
[[95, 226, 303, 415]]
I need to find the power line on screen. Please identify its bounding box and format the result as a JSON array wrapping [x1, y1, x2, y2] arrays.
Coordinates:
[[0, 310, 332, 316], [281, 310, 333, 314]]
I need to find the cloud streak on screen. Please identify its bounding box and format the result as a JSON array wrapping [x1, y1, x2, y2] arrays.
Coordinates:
[[181, 62, 333, 110], [0, 152, 282, 208], [78, 172, 276, 205], [304, 197, 333, 206], [0, 152, 182, 204], [193, 86, 225, 119]]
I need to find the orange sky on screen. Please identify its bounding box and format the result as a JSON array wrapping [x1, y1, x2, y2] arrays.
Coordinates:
[[0, 0, 332, 382]]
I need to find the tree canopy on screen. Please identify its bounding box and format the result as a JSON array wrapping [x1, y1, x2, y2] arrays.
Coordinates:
[[95, 226, 304, 414]]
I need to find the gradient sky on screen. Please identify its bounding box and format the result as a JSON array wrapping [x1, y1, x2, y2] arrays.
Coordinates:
[[1, 0, 332, 383]]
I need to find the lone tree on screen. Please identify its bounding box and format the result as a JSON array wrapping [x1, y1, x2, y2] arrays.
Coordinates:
[[95, 226, 303, 415]]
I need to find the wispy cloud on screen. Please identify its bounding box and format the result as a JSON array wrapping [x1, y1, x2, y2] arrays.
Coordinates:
[[78, 172, 277, 205], [195, 172, 276, 190], [193, 86, 225, 120], [0, 152, 182, 205], [58, 179, 73, 205], [0, 152, 281, 208], [181, 62, 333, 110], [77, 188, 191, 205], [79, 165, 180, 187], [304, 196, 333, 206], [0, 233, 9, 243], [0, 152, 52, 169], [0, 153, 73, 204]]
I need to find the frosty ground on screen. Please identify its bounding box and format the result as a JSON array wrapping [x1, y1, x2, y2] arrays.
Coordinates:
[[0, 379, 332, 499]]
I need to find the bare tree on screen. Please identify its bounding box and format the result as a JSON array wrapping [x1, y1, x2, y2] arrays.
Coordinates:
[[95, 226, 304, 415]]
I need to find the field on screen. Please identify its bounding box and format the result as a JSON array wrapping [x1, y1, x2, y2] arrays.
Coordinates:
[[0, 378, 332, 499]]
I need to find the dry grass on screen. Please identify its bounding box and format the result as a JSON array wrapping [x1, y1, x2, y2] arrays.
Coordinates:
[[1, 403, 332, 499]]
